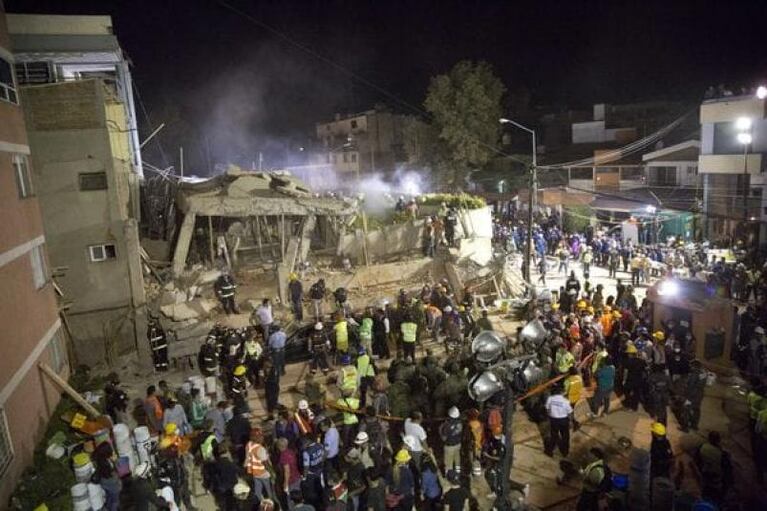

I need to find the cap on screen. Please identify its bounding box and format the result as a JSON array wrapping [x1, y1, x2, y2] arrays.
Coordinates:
[[448, 406, 460, 419], [234, 365, 247, 376], [651, 422, 666, 436], [132, 462, 151, 479], [164, 422, 178, 436], [395, 449, 412, 463], [298, 399, 309, 411], [355, 431, 369, 444]]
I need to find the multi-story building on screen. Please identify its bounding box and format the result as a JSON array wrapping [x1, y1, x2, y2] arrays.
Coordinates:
[[0, 4, 68, 504], [7, 14, 146, 367], [315, 107, 410, 180], [698, 92, 767, 245]]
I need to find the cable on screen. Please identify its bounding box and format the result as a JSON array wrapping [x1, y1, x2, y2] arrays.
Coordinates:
[[133, 81, 170, 168]]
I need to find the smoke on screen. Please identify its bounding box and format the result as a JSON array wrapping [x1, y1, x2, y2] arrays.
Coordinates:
[[357, 167, 428, 213]]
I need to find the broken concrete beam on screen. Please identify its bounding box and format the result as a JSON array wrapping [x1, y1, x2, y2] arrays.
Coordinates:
[[195, 269, 222, 286], [174, 320, 213, 341], [160, 298, 217, 321], [168, 337, 206, 359], [158, 289, 187, 307]]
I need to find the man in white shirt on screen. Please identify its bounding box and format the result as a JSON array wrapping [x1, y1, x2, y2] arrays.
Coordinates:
[[403, 411, 428, 469], [544, 385, 573, 457], [251, 298, 273, 340]]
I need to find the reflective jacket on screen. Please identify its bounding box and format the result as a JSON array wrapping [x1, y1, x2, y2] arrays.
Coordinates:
[[401, 322, 417, 343], [244, 442, 268, 477]]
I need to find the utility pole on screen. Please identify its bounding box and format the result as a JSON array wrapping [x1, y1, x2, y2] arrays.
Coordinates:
[[179, 146, 184, 177]]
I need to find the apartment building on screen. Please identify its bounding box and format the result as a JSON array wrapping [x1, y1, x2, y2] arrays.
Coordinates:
[[316, 107, 410, 179], [698, 92, 767, 245], [0, 4, 68, 505], [7, 14, 146, 367]]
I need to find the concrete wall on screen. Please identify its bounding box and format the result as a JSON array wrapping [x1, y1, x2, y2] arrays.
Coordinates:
[[22, 80, 144, 366]]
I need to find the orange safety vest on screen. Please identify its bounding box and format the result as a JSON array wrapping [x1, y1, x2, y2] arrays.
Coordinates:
[[295, 412, 313, 436], [600, 314, 613, 338], [244, 442, 268, 477]]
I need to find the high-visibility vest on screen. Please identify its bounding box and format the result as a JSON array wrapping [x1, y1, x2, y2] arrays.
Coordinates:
[[748, 392, 766, 420], [335, 322, 349, 351], [600, 314, 613, 337], [340, 365, 358, 392], [359, 318, 373, 341], [337, 397, 359, 425], [244, 442, 267, 477], [356, 354, 375, 378], [591, 349, 608, 373], [295, 412, 313, 435], [556, 350, 575, 374], [201, 433, 216, 462], [564, 374, 583, 404], [401, 322, 417, 343]]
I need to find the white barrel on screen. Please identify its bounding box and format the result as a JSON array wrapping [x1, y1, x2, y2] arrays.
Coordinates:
[[74, 461, 94, 483], [204, 376, 217, 395], [87, 483, 105, 510], [71, 483, 91, 511], [113, 424, 133, 456]]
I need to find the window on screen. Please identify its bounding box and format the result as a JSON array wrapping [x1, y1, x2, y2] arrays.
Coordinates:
[[343, 153, 349, 163], [89, 244, 117, 262], [0, 57, 18, 104], [79, 172, 108, 191], [687, 166, 697, 176], [30, 244, 48, 289], [13, 155, 34, 198], [351, 153, 357, 163], [0, 408, 13, 478], [351, 120, 358, 129], [49, 331, 66, 373], [14, 61, 53, 85]]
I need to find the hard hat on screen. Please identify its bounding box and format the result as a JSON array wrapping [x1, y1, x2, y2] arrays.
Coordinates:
[[298, 399, 309, 411], [289, 272, 298, 281], [587, 306, 595, 315], [132, 462, 151, 479], [234, 482, 251, 498], [164, 422, 178, 436], [756, 326, 765, 335], [234, 365, 247, 376], [395, 449, 412, 463], [652, 331, 665, 341], [355, 431, 369, 444], [577, 300, 587, 309], [551, 303, 560, 310], [315, 322, 323, 330], [458, 305, 466, 312], [612, 310, 622, 319], [444, 305, 452, 313], [625, 343, 638, 354], [651, 422, 666, 436], [604, 305, 612, 312], [340, 354, 351, 365], [448, 406, 460, 419]]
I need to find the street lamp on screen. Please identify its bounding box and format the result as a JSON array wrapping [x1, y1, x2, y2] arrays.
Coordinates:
[[499, 118, 538, 283], [468, 329, 545, 510], [757, 86, 767, 100]]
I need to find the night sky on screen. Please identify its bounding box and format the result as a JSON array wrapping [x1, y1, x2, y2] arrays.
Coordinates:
[[6, 0, 767, 171]]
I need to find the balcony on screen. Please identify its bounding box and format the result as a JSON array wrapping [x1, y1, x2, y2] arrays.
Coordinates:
[[700, 96, 766, 124], [698, 154, 763, 174]]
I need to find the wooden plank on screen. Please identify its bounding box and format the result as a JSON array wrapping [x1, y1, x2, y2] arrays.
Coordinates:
[[39, 362, 101, 418]]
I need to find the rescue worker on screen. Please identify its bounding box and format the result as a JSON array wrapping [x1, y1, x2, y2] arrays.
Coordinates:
[[229, 364, 248, 401], [308, 278, 326, 320], [309, 321, 331, 375], [373, 305, 390, 359], [649, 422, 672, 480], [337, 388, 360, 448], [104, 375, 130, 425], [564, 366, 584, 430], [622, 342, 645, 411], [747, 383, 767, 459], [338, 354, 359, 395], [301, 432, 326, 507], [679, 359, 706, 431], [243, 332, 263, 387], [198, 334, 219, 377], [576, 448, 609, 511], [294, 399, 314, 437], [267, 323, 287, 376], [649, 330, 667, 368], [333, 286, 350, 316], [288, 272, 303, 321], [482, 431, 506, 499], [565, 270, 581, 296], [147, 315, 169, 372], [215, 270, 238, 314], [476, 308, 494, 332], [356, 345, 376, 408], [648, 363, 671, 425], [440, 406, 463, 473], [695, 431, 732, 504], [359, 310, 374, 355], [245, 427, 276, 502], [333, 313, 350, 357], [555, 343, 576, 375], [400, 314, 418, 361]]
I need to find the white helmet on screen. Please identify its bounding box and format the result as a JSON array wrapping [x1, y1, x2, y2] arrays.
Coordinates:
[[298, 399, 309, 410], [444, 306, 453, 313], [756, 326, 765, 335], [315, 322, 323, 330], [234, 482, 251, 498], [355, 431, 369, 444], [448, 406, 460, 419]]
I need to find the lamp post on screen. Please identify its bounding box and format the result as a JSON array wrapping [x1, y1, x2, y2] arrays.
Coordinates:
[[736, 117, 753, 242], [468, 329, 545, 510], [500, 118, 537, 283]]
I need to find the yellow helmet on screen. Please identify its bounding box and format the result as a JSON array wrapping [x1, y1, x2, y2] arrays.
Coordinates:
[[612, 310, 622, 319], [587, 306, 595, 315], [164, 422, 178, 436], [577, 300, 587, 309], [395, 449, 411, 464], [234, 365, 247, 376], [651, 422, 666, 436], [289, 272, 298, 281], [551, 303, 560, 311], [652, 331, 665, 342], [604, 305, 612, 312], [458, 305, 466, 313], [625, 342, 637, 354]]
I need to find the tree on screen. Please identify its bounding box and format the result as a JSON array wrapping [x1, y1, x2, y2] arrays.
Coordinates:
[[422, 60, 506, 185]]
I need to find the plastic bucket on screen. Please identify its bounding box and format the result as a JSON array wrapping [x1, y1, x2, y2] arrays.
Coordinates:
[[113, 424, 133, 457], [71, 483, 91, 511], [87, 483, 105, 510], [73, 453, 94, 483]]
